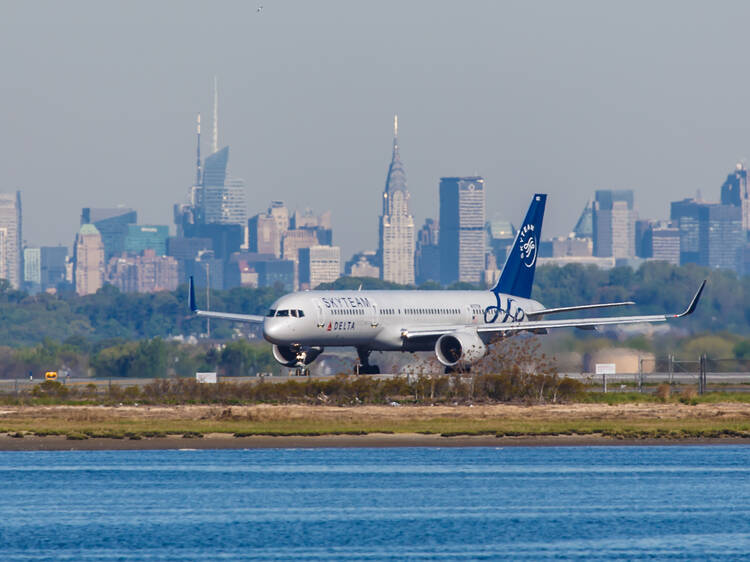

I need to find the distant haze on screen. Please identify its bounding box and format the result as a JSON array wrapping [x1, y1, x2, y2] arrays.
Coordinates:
[[3, 1, 750, 260]]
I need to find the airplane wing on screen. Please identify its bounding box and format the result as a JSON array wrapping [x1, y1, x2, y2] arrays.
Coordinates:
[[402, 281, 705, 340], [188, 276, 265, 324], [525, 301, 634, 319]]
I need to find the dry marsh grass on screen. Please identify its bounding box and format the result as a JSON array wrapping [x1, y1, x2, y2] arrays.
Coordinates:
[[3, 403, 750, 440]]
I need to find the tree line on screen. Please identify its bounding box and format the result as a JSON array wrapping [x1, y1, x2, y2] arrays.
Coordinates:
[[0, 338, 277, 380], [0, 262, 744, 350]]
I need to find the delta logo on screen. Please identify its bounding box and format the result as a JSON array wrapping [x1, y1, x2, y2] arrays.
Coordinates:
[[326, 321, 355, 331]]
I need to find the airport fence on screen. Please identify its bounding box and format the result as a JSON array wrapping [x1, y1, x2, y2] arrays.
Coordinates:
[[584, 356, 750, 394]]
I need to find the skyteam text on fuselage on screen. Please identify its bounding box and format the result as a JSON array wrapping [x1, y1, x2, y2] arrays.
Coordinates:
[[189, 194, 705, 374]]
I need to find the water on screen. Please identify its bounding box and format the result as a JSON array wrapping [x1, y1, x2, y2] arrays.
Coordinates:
[[1, 446, 750, 560]]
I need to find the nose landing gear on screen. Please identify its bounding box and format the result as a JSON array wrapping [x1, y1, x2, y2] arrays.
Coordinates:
[[355, 347, 380, 375]]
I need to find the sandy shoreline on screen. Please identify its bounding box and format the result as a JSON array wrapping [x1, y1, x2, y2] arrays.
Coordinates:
[[2, 433, 750, 451]]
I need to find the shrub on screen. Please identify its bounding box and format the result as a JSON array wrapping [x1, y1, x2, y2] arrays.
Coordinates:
[[655, 383, 671, 401]]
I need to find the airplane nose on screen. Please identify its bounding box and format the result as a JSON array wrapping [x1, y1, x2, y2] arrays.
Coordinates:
[[263, 320, 284, 343]]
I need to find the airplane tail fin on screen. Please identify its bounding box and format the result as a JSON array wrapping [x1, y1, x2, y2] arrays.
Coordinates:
[[492, 193, 547, 299]]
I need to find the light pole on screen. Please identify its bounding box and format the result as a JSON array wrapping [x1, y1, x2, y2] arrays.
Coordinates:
[[205, 261, 211, 339]]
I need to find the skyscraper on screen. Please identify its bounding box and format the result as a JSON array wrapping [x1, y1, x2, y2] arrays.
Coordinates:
[[439, 177, 486, 285], [107, 250, 179, 293], [0, 191, 22, 288], [415, 218, 440, 285], [282, 228, 320, 290], [248, 213, 281, 256], [40, 246, 68, 292], [299, 245, 341, 289], [572, 200, 593, 239], [671, 198, 703, 265], [201, 148, 248, 226], [593, 190, 635, 258], [699, 204, 743, 271], [176, 81, 247, 236], [81, 207, 137, 261], [269, 201, 290, 235], [638, 221, 680, 265], [23, 247, 41, 293], [74, 223, 105, 296], [378, 116, 415, 285], [124, 225, 169, 256], [720, 163, 750, 236], [671, 198, 744, 271]]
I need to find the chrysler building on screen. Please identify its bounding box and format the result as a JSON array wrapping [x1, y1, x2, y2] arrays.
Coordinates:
[[378, 115, 415, 285]]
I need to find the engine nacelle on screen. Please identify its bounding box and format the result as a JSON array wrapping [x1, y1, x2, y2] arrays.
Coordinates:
[[272, 345, 324, 367], [435, 330, 487, 367]]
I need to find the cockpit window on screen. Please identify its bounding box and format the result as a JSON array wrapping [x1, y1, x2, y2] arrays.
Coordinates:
[[297, 310, 305, 318], [290, 310, 298, 318], [266, 309, 276, 317], [276, 310, 290, 317]]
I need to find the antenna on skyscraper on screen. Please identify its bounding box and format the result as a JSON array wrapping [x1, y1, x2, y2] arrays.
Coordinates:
[[196, 113, 202, 186], [212, 76, 219, 154], [393, 114, 398, 148]]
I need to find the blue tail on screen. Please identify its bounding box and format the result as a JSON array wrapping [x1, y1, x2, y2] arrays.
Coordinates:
[[492, 193, 547, 299]]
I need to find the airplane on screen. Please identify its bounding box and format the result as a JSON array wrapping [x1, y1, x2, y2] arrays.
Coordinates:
[[189, 193, 705, 375]]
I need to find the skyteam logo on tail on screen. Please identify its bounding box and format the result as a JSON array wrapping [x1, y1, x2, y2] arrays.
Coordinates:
[[518, 224, 537, 268], [491, 193, 546, 302]]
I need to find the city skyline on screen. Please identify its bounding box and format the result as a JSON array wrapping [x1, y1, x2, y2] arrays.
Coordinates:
[[7, 2, 750, 262]]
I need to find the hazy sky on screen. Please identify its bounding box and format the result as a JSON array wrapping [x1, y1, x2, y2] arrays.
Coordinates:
[[3, 1, 750, 260]]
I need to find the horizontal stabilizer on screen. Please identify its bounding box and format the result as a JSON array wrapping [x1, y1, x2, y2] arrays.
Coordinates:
[[187, 275, 265, 324]]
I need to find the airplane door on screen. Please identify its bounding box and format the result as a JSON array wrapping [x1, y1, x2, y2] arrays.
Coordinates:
[[369, 302, 379, 328], [469, 304, 482, 324], [314, 300, 326, 328]]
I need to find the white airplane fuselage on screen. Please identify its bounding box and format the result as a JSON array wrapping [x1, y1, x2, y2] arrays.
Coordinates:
[[263, 290, 543, 352]]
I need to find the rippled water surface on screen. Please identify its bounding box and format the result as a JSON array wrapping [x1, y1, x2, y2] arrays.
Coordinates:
[[1, 446, 750, 560]]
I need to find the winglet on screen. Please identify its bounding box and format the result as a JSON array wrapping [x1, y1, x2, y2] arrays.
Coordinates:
[[188, 276, 197, 313], [674, 280, 706, 318]]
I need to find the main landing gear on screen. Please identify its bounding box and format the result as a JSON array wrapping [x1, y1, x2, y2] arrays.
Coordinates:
[[292, 368, 311, 377], [355, 347, 380, 375], [444, 365, 471, 375]]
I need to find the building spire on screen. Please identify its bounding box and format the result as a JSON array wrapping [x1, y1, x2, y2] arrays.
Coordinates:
[[384, 114, 407, 200], [212, 76, 219, 154], [393, 114, 399, 152], [196, 113, 202, 186]]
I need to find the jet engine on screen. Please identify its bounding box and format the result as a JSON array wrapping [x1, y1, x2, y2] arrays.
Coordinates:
[[434, 330, 487, 367], [272, 345, 324, 367]]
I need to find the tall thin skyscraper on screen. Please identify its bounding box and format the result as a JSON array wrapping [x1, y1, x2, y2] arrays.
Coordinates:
[[198, 80, 247, 228], [73, 223, 104, 296], [0, 191, 23, 288], [176, 80, 247, 235], [378, 115, 415, 285], [593, 190, 636, 258], [212, 76, 219, 155], [439, 177, 486, 285]]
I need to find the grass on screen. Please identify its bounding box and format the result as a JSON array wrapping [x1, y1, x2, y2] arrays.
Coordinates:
[[4, 400, 750, 441]]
